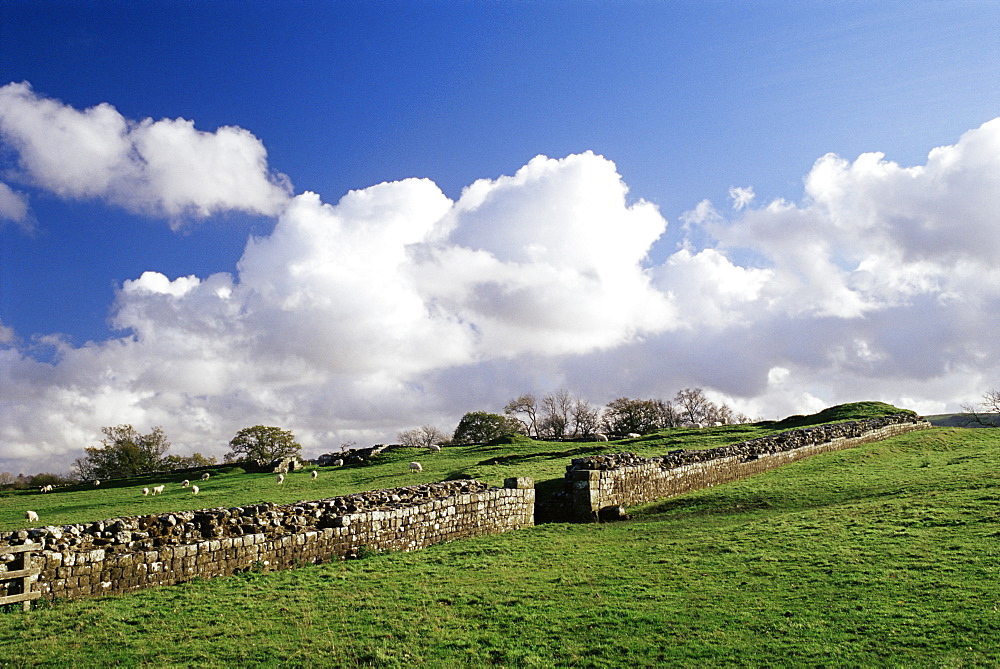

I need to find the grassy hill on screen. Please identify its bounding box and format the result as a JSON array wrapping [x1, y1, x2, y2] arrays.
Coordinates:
[[0, 401, 908, 532], [6, 402, 997, 666]]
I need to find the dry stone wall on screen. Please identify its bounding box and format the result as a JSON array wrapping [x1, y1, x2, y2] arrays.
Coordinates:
[[563, 414, 930, 521], [1, 477, 534, 602]]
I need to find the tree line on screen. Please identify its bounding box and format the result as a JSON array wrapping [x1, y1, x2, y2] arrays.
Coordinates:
[[41, 385, 998, 485], [69, 424, 303, 482], [399, 387, 754, 446]]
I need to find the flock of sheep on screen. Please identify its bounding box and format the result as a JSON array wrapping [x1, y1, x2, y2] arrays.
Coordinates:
[[23, 443, 444, 526]]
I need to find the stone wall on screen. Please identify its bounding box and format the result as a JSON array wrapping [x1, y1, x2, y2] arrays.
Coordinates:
[[1, 477, 534, 602], [563, 414, 930, 521]]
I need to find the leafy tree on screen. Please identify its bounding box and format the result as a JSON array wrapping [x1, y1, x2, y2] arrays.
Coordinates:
[[226, 426, 302, 463], [452, 412, 521, 444], [504, 394, 539, 438], [398, 425, 447, 448], [73, 425, 171, 480], [962, 389, 1000, 427], [602, 398, 677, 436], [161, 453, 218, 470]]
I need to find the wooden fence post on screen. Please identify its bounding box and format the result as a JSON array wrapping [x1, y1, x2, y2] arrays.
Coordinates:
[[0, 543, 42, 611]]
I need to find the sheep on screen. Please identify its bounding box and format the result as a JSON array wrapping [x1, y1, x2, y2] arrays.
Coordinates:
[[201, 472, 210, 481], [191, 485, 199, 495], [276, 473, 285, 484], [409, 462, 423, 472], [428, 444, 442, 452], [332, 459, 344, 467], [310, 470, 318, 480], [25, 510, 38, 523], [152, 484, 165, 495], [142, 487, 150, 496], [181, 479, 190, 487], [627, 432, 641, 439], [595, 433, 609, 442], [39, 484, 53, 493], [94, 480, 101, 486]]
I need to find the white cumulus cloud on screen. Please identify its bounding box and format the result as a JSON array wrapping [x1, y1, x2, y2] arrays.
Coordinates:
[[0, 181, 28, 223], [0, 82, 291, 223], [1, 102, 999, 476]]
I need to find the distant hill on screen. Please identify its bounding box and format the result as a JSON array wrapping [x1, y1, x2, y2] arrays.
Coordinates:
[[759, 401, 912, 430], [925, 413, 1000, 428]]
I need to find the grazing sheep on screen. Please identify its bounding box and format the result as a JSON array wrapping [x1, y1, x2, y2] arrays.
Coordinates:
[[94, 480, 100, 486], [181, 479, 190, 487], [39, 484, 53, 493], [428, 444, 441, 452], [152, 484, 165, 495], [595, 433, 609, 442], [310, 470, 318, 479], [142, 487, 150, 496], [409, 462, 423, 472], [332, 459, 344, 467], [276, 473, 285, 484], [627, 432, 641, 439], [191, 485, 199, 494], [201, 472, 210, 481], [25, 510, 38, 523]]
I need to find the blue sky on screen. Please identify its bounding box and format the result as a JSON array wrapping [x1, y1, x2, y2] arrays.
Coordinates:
[[1, 1, 998, 473]]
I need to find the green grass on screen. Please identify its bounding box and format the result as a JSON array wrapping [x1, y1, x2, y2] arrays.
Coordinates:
[[0, 401, 912, 532], [0, 424, 997, 667]]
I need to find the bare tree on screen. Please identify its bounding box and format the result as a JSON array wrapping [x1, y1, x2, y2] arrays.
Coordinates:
[[674, 388, 714, 427], [706, 402, 738, 425], [539, 389, 574, 438], [504, 394, 539, 438], [961, 389, 1000, 427], [397, 425, 446, 448], [570, 397, 601, 437]]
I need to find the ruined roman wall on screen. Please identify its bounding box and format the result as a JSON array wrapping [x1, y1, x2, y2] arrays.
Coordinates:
[[1, 478, 534, 602], [563, 414, 930, 521]]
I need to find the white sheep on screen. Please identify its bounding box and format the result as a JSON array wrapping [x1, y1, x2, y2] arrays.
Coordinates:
[[627, 432, 641, 439], [595, 433, 609, 442], [201, 472, 210, 481], [332, 459, 344, 467], [94, 479, 101, 486], [181, 479, 190, 487], [191, 485, 199, 495], [152, 484, 165, 495], [25, 510, 38, 523], [409, 462, 423, 472], [276, 473, 285, 484], [310, 470, 318, 480], [428, 444, 441, 452], [142, 487, 150, 496]]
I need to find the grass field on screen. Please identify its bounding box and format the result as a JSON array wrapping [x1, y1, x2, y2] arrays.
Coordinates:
[[5, 404, 997, 667], [0, 401, 906, 532]]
